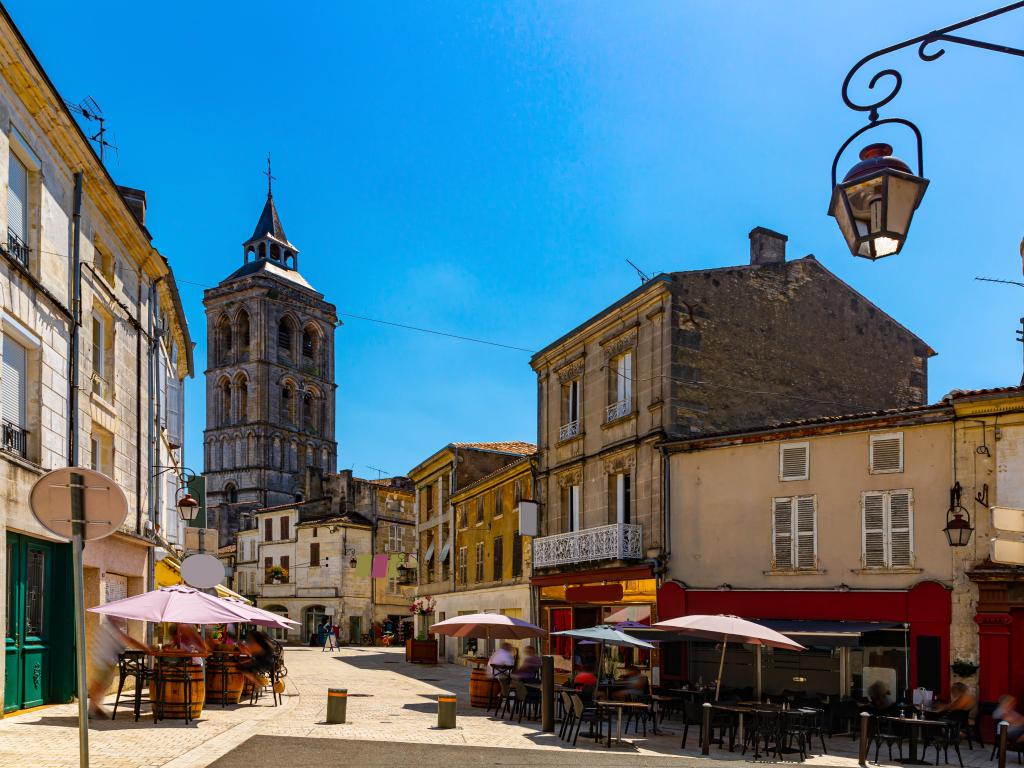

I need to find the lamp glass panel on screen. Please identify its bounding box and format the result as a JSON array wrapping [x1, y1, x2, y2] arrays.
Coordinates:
[[829, 187, 860, 255], [884, 172, 925, 239]]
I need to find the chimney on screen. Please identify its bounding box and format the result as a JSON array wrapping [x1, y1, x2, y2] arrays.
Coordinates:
[[117, 185, 147, 226], [749, 226, 787, 266]]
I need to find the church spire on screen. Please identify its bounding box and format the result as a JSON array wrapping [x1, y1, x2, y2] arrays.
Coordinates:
[[242, 154, 298, 270]]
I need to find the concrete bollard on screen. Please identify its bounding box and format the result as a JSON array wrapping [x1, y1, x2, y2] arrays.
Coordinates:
[[438, 694, 457, 729], [999, 720, 1009, 768], [858, 711, 871, 767], [701, 702, 712, 755], [326, 688, 348, 724]]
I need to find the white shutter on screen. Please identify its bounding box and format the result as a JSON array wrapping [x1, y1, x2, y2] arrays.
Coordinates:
[[91, 317, 104, 379], [772, 497, 793, 569], [1, 335, 26, 427], [166, 367, 182, 447], [888, 490, 913, 567], [780, 442, 810, 481], [570, 485, 581, 531], [870, 433, 903, 474], [617, 352, 632, 403], [569, 380, 579, 422], [7, 152, 27, 242], [862, 492, 887, 567], [795, 495, 817, 569]]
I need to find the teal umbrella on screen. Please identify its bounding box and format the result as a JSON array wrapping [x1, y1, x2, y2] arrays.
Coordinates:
[[552, 625, 655, 693]]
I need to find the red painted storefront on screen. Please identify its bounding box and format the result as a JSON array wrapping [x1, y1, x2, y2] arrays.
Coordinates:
[[656, 580, 952, 697]]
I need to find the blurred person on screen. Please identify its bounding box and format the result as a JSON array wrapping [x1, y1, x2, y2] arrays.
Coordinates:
[[868, 680, 892, 711], [87, 619, 151, 719], [935, 682, 976, 713], [488, 642, 515, 677], [995, 695, 1024, 743], [514, 645, 541, 682], [238, 628, 277, 686]]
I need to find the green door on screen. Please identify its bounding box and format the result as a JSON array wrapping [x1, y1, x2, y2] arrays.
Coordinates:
[[4, 533, 53, 713], [349, 616, 361, 645]]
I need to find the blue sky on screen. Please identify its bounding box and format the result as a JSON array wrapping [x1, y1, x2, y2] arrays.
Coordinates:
[[9, 1, 1024, 477]]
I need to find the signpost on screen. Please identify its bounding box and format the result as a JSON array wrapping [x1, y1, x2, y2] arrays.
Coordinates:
[[990, 506, 1024, 566], [30, 467, 128, 768]]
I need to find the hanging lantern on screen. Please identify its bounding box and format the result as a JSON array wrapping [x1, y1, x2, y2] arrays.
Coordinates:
[[943, 482, 974, 547], [829, 143, 928, 260], [176, 491, 200, 524]]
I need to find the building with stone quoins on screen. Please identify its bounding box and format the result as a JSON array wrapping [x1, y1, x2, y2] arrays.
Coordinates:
[[202, 187, 338, 545]]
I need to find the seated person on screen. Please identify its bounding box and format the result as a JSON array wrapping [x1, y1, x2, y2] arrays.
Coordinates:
[[612, 665, 647, 701], [514, 645, 541, 682], [995, 695, 1024, 743], [573, 671, 597, 688], [868, 680, 892, 711], [237, 628, 277, 685], [488, 642, 515, 677], [934, 682, 976, 713], [166, 623, 209, 664]]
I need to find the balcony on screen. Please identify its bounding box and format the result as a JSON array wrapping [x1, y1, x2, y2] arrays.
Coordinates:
[[532, 522, 643, 569], [559, 419, 580, 441], [1, 421, 28, 459], [7, 228, 28, 268], [606, 399, 629, 423]]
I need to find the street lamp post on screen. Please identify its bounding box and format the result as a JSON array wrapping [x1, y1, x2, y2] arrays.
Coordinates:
[[830, 2, 1024, 257]]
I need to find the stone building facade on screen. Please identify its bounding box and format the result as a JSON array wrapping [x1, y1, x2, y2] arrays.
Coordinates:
[[529, 226, 933, 656], [202, 188, 338, 545], [0, 6, 192, 712]]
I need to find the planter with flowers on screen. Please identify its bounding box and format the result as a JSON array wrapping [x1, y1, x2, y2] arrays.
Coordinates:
[[265, 565, 288, 584], [406, 596, 438, 664]]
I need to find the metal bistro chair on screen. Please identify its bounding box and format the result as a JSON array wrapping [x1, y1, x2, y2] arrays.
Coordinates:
[[922, 718, 964, 768], [112, 650, 150, 722], [873, 716, 905, 764], [569, 693, 604, 747], [558, 691, 575, 740], [514, 679, 541, 723], [744, 707, 782, 760]]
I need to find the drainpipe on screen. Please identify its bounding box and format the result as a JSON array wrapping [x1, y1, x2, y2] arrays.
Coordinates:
[[135, 268, 144, 534], [660, 444, 672, 563], [147, 279, 159, 541], [67, 173, 82, 466]]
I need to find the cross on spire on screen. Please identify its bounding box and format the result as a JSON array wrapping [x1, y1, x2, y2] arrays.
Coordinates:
[[263, 152, 276, 196]]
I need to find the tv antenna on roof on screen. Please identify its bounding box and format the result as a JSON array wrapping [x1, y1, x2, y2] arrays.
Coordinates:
[[975, 276, 1024, 384], [366, 465, 388, 480], [626, 258, 649, 284], [64, 96, 118, 163]]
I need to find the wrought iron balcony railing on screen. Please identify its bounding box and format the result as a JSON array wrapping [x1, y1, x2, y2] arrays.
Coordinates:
[[532, 522, 642, 569], [606, 399, 630, 422], [559, 419, 580, 441], [1, 421, 28, 459], [7, 228, 29, 268]]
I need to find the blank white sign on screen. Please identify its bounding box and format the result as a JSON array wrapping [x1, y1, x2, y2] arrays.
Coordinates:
[[992, 507, 1024, 534], [991, 539, 1024, 566]]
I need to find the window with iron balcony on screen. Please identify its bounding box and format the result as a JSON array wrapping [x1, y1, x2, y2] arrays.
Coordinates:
[[559, 378, 581, 441], [606, 350, 632, 423]]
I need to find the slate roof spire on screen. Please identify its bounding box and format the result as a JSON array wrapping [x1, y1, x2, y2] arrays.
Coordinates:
[[241, 155, 299, 270]]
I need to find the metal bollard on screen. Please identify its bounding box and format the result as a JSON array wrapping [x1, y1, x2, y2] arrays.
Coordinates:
[[858, 711, 871, 767], [541, 655, 555, 733], [326, 688, 348, 724], [438, 694, 457, 729], [999, 720, 1009, 768], [701, 702, 712, 755]]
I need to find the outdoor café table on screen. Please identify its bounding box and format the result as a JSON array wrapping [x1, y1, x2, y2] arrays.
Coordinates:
[[597, 700, 652, 747], [150, 648, 210, 721], [464, 656, 490, 669], [881, 715, 950, 765], [711, 703, 755, 751]]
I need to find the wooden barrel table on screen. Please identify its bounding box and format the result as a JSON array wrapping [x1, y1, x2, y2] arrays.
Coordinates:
[[153, 662, 205, 720], [205, 657, 245, 705], [469, 668, 499, 708]]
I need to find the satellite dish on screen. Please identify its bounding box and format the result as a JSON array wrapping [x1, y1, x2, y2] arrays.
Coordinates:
[[30, 467, 128, 541], [181, 553, 225, 589]]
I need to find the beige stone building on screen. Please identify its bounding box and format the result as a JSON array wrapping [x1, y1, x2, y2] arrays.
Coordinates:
[[528, 226, 932, 667], [0, 6, 192, 713], [657, 385, 1024, 705]]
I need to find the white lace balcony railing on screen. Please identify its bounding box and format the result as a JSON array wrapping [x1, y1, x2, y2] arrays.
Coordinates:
[[532, 523, 642, 568], [559, 419, 580, 441], [606, 398, 629, 422]]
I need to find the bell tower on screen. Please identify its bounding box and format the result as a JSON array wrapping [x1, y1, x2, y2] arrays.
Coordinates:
[[203, 169, 338, 542]]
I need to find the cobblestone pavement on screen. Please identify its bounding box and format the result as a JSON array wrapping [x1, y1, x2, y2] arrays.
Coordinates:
[[0, 646, 999, 768]]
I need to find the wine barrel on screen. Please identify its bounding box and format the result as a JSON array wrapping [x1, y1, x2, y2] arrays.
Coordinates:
[[205, 659, 244, 705], [469, 668, 498, 708], [153, 663, 205, 720]]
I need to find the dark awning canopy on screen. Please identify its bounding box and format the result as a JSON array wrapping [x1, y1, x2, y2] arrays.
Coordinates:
[[760, 620, 906, 647]]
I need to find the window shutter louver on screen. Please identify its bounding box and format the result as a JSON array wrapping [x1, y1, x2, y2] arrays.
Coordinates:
[[862, 492, 887, 567], [7, 153, 27, 243], [870, 433, 904, 473], [2, 335, 27, 427], [889, 490, 913, 566], [795, 495, 817, 569], [772, 497, 793, 569], [780, 443, 810, 481]]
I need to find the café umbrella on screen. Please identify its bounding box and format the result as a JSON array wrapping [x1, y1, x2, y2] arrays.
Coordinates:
[[88, 585, 282, 627], [552, 625, 655, 694], [430, 612, 545, 640], [222, 597, 300, 629], [653, 614, 805, 700]]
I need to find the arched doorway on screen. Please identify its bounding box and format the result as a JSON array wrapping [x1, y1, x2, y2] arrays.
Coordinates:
[[263, 604, 290, 643]]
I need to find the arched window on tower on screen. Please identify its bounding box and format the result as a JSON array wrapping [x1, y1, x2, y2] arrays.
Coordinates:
[[224, 482, 238, 504], [217, 316, 233, 365], [219, 378, 232, 426], [278, 317, 294, 361], [236, 309, 251, 359], [301, 324, 320, 373], [303, 391, 316, 432], [258, 242, 266, 260], [270, 243, 281, 262], [235, 375, 248, 422], [280, 382, 294, 424]]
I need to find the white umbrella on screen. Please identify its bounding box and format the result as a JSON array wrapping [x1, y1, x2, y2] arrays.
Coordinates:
[[653, 614, 804, 700], [430, 612, 545, 640]]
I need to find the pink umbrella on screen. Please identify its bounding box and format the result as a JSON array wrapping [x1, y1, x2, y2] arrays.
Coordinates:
[[222, 597, 299, 629], [653, 614, 804, 700], [430, 613, 545, 640], [88, 585, 256, 625]]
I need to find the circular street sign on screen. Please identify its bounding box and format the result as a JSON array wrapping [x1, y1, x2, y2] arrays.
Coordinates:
[[181, 553, 225, 589], [29, 467, 128, 541]]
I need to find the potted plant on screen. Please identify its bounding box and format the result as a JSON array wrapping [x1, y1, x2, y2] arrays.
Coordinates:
[[266, 565, 288, 583], [405, 596, 438, 663], [951, 659, 979, 677]]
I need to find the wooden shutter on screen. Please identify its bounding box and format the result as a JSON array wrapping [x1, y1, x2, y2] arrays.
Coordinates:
[[264, 556, 273, 583], [888, 490, 913, 567], [780, 443, 810, 481], [264, 519, 272, 542], [7, 152, 27, 242], [512, 534, 522, 577], [280, 555, 289, 582], [493, 535, 503, 580], [870, 433, 903, 473], [1, 335, 26, 427], [310, 542, 320, 567], [280, 516, 289, 540], [772, 497, 793, 569], [795, 495, 816, 569], [862, 492, 887, 567]]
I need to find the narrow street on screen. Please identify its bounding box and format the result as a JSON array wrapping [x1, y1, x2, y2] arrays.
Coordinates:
[[0, 647, 999, 768]]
